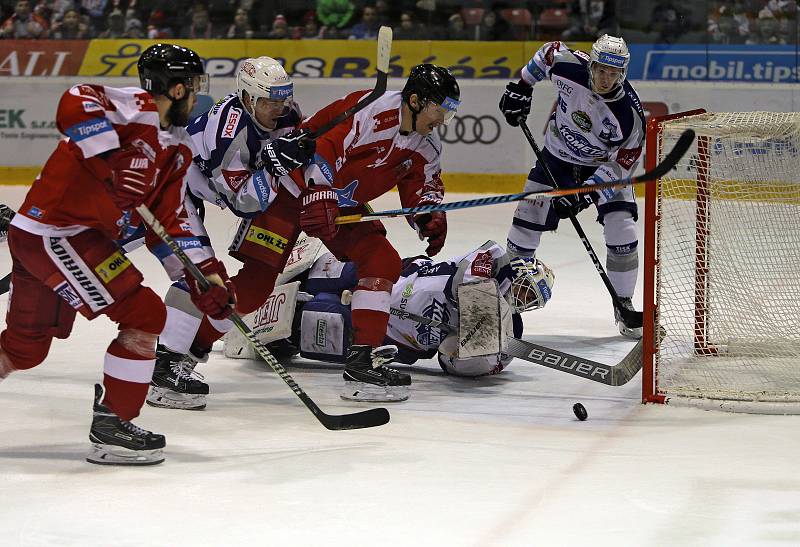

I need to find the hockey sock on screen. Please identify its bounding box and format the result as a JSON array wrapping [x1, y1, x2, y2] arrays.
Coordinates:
[[102, 339, 156, 421]]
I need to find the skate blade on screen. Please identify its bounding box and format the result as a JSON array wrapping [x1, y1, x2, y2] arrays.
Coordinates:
[[86, 443, 164, 466], [340, 381, 409, 402], [146, 386, 207, 410]]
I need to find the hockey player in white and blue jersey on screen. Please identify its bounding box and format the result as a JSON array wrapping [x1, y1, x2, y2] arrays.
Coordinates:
[[281, 241, 554, 380], [498, 35, 645, 339], [147, 57, 305, 410]]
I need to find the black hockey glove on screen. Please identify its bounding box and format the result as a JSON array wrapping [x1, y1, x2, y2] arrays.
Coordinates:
[[498, 80, 533, 127], [551, 185, 599, 219], [260, 130, 316, 178]]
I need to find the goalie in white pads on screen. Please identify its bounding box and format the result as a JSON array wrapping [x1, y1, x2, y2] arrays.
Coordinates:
[[226, 240, 555, 393]]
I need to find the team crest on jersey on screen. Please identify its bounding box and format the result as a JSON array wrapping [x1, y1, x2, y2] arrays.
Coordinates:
[[558, 125, 606, 158], [223, 169, 250, 191], [470, 251, 493, 278], [599, 118, 619, 141], [571, 111, 592, 132], [334, 180, 359, 207], [416, 299, 450, 347], [544, 42, 563, 66], [615, 146, 642, 169], [222, 108, 242, 139], [373, 109, 399, 132]]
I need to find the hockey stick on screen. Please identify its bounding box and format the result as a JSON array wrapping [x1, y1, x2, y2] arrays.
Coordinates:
[[0, 272, 9, 296], [135, 205, 390, 431], [304, 26, 391, 140], [389, 304, 647, 386], [334, 128, 695, 224], [518, 119, 642, 329]]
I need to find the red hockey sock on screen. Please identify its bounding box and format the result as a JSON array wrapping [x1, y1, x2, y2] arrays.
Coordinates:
[[352, 308, 391, 348], [101, 339, 155, 421]]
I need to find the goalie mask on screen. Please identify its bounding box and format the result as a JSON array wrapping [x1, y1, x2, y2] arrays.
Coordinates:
[[589, 34, 629, 94], [236, 56, 293, 131], [509, 257, 555, 312]]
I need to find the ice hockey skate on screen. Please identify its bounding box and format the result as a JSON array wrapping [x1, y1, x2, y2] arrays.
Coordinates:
[[146, 345, 209, 410], [87, 384, 165, 466], [342, 345, 410, 402], [615, 297, 643, 339]]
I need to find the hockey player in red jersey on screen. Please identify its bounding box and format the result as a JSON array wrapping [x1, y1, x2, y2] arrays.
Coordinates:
[[186, 63, 460, 402], [0, 44, 236, 465]]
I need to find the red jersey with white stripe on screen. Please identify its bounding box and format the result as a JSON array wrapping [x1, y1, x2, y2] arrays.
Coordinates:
[[300, 90, 444, 209], [13, 84, 211, 278]]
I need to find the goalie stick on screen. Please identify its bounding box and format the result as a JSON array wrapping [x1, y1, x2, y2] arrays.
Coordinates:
[[519, 119, 643, 329], [334, 128, 695, 224], [135, 205, 390, 431], [388, 304, 648, 386]]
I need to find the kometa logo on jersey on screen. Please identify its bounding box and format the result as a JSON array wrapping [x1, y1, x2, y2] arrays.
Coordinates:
[[222, 108, 241, 139], [558, 125, 606, 158]]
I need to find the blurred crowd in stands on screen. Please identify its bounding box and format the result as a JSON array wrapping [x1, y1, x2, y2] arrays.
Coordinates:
[[0, 0, 796, 45]]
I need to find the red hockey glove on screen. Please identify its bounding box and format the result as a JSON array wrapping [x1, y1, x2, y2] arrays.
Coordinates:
[[107, 146, 157, 210], [415, 211, 447, 256], [185, 258, 237, 320], [299, 184, 339, 240]]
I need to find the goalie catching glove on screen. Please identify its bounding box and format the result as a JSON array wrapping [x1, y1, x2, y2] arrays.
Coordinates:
[[498, 80, 532, 127], [414, 212, 447, 256], [186, 258, 237, 320], [260, 129, 316, 178], [551, 183, 600, 219]]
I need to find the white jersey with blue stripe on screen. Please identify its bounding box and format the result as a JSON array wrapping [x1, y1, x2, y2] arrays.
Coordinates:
[[186, 93, 302, 217], [521, 41, 646, 189]]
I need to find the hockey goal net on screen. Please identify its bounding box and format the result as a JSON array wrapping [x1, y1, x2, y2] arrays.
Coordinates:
[[643, 110, 800, 414]]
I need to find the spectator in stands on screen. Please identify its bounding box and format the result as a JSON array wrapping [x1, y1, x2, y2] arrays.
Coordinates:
[[50, 0, 77, 22], [266, 12, 289, 38], [224, 7, 253, 38], [97, 8, 126, 38], [1, 0, 49, 38], [348, 4, 380, 39], [562, 0, 616, 41], [646, 0, 689, 43], [182, 4, 216, 38], [478, 9, 512, 40], [50, 7, 91, 38], [393, 10, 424, 39], [316, 0, 354, 38], [147, 9, 173, 38], [445, 12, 470, 40], [124, 13, 144, 37], [300, 11, 323, 38], [374, 0, 392, 26], [80, 0, 108, 33]]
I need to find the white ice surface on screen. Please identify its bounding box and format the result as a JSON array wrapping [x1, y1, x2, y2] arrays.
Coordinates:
[[1, 186, 798, 547]]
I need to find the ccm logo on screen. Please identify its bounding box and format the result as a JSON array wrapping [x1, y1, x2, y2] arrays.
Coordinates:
[[222, 109, 240, 138]]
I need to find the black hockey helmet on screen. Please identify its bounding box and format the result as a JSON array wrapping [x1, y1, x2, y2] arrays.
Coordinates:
[[138, 43, 208, 98], [402, 64, 460, 118]]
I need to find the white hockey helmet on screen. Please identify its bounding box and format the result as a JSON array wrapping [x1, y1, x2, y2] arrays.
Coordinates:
[[236, 56, 293, 127], [508, 256, 555, 312], [589, 34, 630, 91]]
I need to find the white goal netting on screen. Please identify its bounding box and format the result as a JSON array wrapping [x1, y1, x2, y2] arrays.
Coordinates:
[[651, 112, 800, 413]]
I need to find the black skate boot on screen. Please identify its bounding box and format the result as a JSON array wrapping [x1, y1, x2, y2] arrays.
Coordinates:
[[146, 344, 209, 410], [87, 384, 165, 465], [341, 345, 411, 402], [615, 297, 643, 339]]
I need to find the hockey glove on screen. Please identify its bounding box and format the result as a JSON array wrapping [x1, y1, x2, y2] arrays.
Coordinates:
[[498, 80, 533, 127], [551, 184, 599, 219], [260, 130, 316, 178], [299, 183, 340, 240], [107, 146, 157, 210], [414, 211, 447, 256], [185, 258, 237, 320]]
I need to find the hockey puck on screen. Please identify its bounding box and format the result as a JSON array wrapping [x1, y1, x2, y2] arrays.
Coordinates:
[[572, 403, 588, 421]]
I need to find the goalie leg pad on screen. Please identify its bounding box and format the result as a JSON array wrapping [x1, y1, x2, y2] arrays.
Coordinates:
[[299, 293, 352, 363]]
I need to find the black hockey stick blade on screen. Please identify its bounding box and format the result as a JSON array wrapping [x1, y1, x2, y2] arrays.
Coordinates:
[[614, 302, 643, 329], [136, 205, 390, 431], [0, 272, 10, 296], [335, 129, 696, 223], [305, 26, 391, 140]]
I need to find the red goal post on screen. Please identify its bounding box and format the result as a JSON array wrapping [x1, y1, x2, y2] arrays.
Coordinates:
[[642, 109, 800, 414]]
